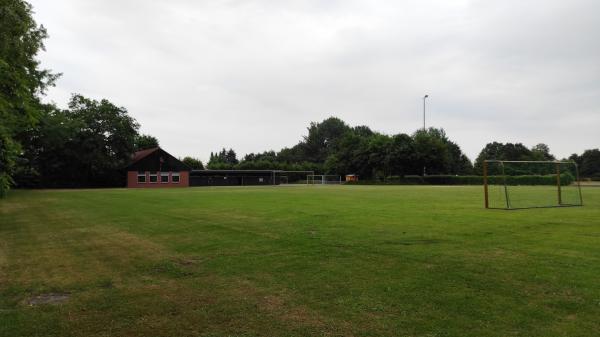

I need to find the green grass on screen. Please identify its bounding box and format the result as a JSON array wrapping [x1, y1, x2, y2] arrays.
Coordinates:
[[1, 185, 600, 337]]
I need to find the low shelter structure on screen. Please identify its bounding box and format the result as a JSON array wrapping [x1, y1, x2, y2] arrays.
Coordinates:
[[126, 147, 281, 188]]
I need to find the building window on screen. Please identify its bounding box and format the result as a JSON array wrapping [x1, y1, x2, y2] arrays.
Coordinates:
[[149, 172, 158, 183], [172, 172, 180, 183], [137, 171, 146, 183], [161, 172, 169, 183]]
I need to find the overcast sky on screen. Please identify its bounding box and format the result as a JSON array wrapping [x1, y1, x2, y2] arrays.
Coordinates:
[[30, 0, 600, 162]]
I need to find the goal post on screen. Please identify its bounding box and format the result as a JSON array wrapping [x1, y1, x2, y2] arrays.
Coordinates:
[[274, 171, 314, 184], [307, 175, 342, 185], [483, 160, 583, 209]]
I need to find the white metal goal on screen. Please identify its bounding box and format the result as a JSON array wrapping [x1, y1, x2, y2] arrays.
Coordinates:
[[307, 175, 342, 185]]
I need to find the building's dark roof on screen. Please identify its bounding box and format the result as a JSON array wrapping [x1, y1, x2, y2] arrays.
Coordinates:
[[131, 147, 160, 164], [191, 169, 280, 176], [127, 147, 190, 172]]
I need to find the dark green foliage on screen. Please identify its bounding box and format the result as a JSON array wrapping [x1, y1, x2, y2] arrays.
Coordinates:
[[0, 134, 18, 196], [567, 152, 598, 178], [181, 156, 204, 170], [347, 173, 574, 186], [474, 142, 558, 174], [15, 95, 140, 187], [134, 134, 159, 151], [531, 143, 555, 161], [302, 117, 351, 163], [243, 150, 278, 162], [207, 148, 239, 169], [411, 128, 473, 175], [577, 149, 600, 177], [233, 118, 473, 179], [0, 0, 59, 196]]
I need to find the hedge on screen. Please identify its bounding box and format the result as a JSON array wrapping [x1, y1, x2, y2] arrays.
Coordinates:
[[346, 173, 575, 186]]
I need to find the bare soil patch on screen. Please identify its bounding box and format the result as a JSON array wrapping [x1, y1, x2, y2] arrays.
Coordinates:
[[25, 293, 70, 306]]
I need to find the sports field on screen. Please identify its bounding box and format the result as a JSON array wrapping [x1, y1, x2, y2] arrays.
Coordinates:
[[1, 186, 599, 337]]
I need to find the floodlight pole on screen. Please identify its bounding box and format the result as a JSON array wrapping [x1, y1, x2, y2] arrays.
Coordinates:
[[423, 94, 428, 130], [422, 94, 429, 176]]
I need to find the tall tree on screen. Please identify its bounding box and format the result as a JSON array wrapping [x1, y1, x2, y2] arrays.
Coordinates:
[[66, 95, 139, 186], [14, 104, 79, 187], [182, 156, 204, 170], [474, 142, 536, 174], [17, 94, 140, 187], [303, 117, 351, 163], [580, 149, 600, 177], [388, 133, 416, 176], [207, 148, 238, 169], [134, 134, 159, 150], [225, 149, 239, 165], [531, 143, 555, 161], [412, 128, 450, 175], [0, 0, 59, 196]]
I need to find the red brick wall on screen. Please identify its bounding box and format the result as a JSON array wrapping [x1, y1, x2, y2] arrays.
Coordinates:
[[127, 171, 189, 188]]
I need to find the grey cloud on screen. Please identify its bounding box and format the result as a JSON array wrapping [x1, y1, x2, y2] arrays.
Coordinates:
[[31, 0, 600, 162]]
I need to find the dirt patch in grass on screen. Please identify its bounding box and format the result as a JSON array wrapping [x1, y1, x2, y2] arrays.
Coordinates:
[[25, 293, 70, 306], [229, 279, 356, 335]]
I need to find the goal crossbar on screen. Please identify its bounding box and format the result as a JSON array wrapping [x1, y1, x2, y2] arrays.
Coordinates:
[[307, 175, 342, 185]]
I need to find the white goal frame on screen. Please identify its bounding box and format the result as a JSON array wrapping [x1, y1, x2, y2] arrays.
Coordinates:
[[307, 175, 342, 185]]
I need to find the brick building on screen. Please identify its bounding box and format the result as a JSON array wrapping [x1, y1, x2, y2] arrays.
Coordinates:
[[126, 147, 190, 188]]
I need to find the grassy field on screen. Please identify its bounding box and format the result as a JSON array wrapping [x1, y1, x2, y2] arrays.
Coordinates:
[[1, 185, 600, 337]]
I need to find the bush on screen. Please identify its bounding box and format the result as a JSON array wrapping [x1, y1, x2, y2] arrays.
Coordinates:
[[345, 173, 575, 186]]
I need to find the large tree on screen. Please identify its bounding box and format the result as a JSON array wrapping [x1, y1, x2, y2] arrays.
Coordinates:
[[239, 120, 473, 179], [388, 133, 417, 176], [66, 95, 139, 186], [474, 142, 536, 174], [134, 134, 159, 151], [412, 128, 452, 175], [208, 148, 239, 169], [302, 117, 351, 163], [531, 143, 555, 161], [0, 0, 59, 196], [15, 95, 140, 187], [579, 149, 600, 177], [182, 156, 204, 170]]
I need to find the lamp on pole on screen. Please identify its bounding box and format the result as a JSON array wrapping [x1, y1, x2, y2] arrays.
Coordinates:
[[423, 94, 429, 130]]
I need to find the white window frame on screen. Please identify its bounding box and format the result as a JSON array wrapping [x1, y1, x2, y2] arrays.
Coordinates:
[[172, 172, 180, 183], [160, 172, 169, 183], [137, 171, 146, 183], [149, 171, 158, 183]]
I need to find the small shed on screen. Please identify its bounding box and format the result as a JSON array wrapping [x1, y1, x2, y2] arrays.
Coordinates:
[[345, 174, 359, 182]]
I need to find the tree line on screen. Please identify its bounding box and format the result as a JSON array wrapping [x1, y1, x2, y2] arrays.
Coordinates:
[[208, 117, 474, 179], [207, 116, 600, 180]]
